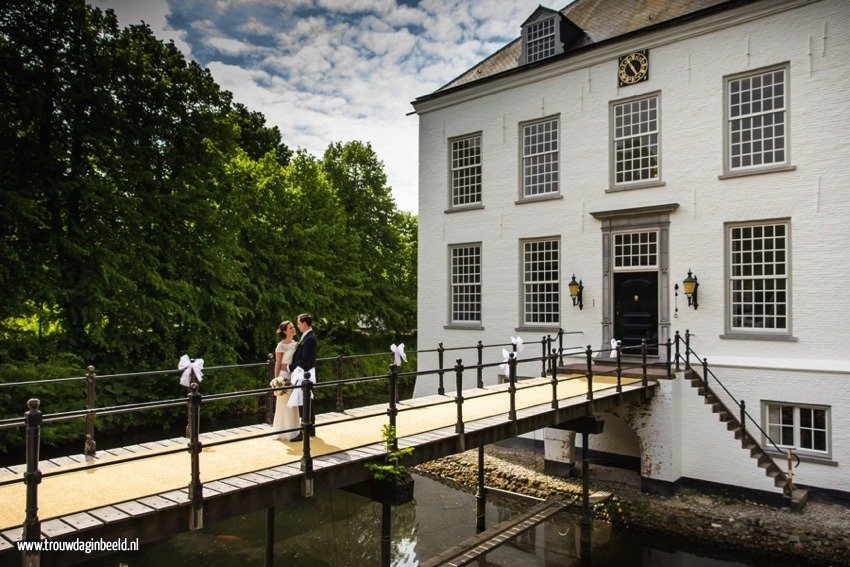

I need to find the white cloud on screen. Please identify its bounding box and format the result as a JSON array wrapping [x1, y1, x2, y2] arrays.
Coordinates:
[[98, 0, 549, 212]]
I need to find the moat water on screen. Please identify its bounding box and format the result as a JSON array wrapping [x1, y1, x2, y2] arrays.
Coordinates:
[[81, 473, 778, 567]]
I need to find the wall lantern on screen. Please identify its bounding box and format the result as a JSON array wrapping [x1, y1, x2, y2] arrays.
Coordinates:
[[568, 274, 583, 310], [682, 269, 699, 310]]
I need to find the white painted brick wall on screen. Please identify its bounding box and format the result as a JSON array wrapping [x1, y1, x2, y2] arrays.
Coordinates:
[[415, 0, 850, 494]]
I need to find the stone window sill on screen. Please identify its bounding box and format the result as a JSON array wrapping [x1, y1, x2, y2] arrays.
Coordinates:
[[445, 204, 484, 214], [719, 333, 798, 342], [718, 164, 796, 179]]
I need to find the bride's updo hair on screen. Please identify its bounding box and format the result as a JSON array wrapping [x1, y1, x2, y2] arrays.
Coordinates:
[[276, 320, 292, 339]]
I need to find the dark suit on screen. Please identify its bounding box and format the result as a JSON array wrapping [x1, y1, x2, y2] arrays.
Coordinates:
[[288, 328, 317, 374], [288, 328, 317, 430]]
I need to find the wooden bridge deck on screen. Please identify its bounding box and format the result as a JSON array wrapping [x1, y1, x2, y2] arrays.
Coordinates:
[[0, 373, 654, 565]]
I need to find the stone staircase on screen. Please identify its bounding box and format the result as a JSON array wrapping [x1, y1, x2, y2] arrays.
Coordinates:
[[686, 370, 809, 511]]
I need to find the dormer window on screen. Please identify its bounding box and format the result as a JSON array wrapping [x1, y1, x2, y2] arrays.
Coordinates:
[[520, 6, 586, 66], [526, 17, 557, 63]]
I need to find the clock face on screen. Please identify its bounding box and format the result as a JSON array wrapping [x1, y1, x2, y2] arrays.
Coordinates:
[[618, 50, 649, 86]]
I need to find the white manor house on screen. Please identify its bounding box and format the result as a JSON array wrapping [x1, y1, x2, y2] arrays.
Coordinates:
[[412, 0, 849, 504]]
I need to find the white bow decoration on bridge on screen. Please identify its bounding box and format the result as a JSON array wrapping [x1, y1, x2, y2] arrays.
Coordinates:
[[499, 349, 515, 375], [610, 338, 619, 359], [510, 336, 524, 353], [390, 343, 407, 366], [178, 354, 204, 387]]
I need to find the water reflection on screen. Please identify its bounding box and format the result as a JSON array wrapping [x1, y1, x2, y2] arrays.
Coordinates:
[[85, 474, 759, 567]]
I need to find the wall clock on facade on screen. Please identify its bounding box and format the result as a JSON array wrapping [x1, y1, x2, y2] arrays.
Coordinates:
[[618, 50, 649, 86]]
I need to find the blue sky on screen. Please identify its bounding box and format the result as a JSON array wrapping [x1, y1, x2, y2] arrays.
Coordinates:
[[92, 0, 548, 213]]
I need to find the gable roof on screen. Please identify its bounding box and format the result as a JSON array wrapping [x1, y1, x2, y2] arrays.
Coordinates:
[[426, 0, 741, 99]]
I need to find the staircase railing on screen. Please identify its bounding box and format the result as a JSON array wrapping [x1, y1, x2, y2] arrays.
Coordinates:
[[674, 330, 801, 484]]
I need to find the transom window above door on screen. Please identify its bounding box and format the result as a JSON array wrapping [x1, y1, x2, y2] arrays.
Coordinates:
[[613, 231, 658, 270]]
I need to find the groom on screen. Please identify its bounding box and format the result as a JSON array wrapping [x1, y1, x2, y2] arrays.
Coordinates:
[[288, 313, 317, 441]]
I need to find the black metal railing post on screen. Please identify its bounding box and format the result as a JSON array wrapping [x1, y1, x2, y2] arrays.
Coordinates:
[[558, 327, 565, 366], [336, 354, 345, 412], [266, 353, 275, 424], [615, 341, 623, 396], [476, 341, 484, 388], [454, 359, 465, 442], [702, 357, 709, 386], [508, 354, 517, 421], [476, 444, 486, 533], [641, 340, 648, 390], [84, 365, 97, 457], [187, 382, 204, 530], [300, 376, 315, 497], [585, 345, 594, 403], [541, 336, 548, 377], [740, 399, 747, 446], [674, 330, 681, 372], [388, 365, 399, 444], [685, 329, 691, 370], [550, 349, 559, 409], [665, 338, 672, 378], [437, 342, 446, 395], [23, 398, 43, 565]]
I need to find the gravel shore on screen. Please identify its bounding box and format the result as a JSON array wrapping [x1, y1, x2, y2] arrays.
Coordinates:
[[414, 440, 850, 567]]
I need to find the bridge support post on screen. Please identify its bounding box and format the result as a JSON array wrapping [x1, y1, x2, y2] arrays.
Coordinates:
[[84, 366, 97, 458], [381, 502, 392, 567], [580, 428, 592, 561], [388, 364, 399, 440], [187, 383, 204, 530], [585, 345, 594, 409], [508, 354, 517, 424], [22, 398, 42, 567], [265, 506, 275, 567], [300, 377, 314, 497], [454, 359, 465, 452], [558, 327, 565, 366], [476, 444, 486, 533], [336, 354, 345, 412]]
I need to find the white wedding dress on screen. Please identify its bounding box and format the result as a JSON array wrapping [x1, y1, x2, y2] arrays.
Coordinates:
[[272, 341, 300, 440]]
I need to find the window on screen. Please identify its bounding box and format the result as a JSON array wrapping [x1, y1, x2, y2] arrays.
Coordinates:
[[765, 402, 829, 457], [450, 134, 482, 208], [727, 221, 789, 333], [725, 65, 789, 173], [450, 244, 481, 324], [612, 94, 660, 186], [522, 239, 560, 325], [521, 117, 559, 198], [614, 231, 658, 269], [526, 17, 556, 63]]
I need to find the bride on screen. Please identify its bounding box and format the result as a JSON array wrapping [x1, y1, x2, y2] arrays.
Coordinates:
[[271, 320, 300, 440]]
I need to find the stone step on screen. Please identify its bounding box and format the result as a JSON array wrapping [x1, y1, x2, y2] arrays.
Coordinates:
[[718, 411, 733, 422], [790, 489, 809, 512]]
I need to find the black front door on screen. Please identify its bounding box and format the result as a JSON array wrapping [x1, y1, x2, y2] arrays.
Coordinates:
[[614, 271, 659, 356]]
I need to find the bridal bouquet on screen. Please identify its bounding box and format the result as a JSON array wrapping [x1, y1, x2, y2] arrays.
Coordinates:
[[270, 376, 287, 396]]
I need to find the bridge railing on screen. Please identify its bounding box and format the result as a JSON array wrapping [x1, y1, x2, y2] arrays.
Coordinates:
[[1, 336, 664, 548], [672, 330, 800, 491]]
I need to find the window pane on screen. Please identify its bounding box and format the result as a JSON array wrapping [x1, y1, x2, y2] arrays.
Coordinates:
[[612, 96, 660, 184], [450, 245, 481, 323], [451, 135, 482, 207], [729, 222, 788, 331], [523, 240, 560, 324], [728, 68, 787, 170]]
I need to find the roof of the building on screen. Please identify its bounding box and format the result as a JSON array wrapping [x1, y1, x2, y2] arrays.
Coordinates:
[[430, 0, 737, 97]]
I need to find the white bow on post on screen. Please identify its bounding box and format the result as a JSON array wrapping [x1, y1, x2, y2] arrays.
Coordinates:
[[511, 336, 524, 353], [178, 354, 204, 387], [499, 349, 515, 375], [610, 338, 619, 359], [390, 343, 407, 366]]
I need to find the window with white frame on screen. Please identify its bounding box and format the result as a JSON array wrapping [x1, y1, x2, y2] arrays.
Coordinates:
[[526, 17, 556, 63], [728, 221, 788, 332], [522, 239, 560, 324], [612, 95, 659, 185], [450, 134, 482, 208], [726, 66, 788, 172], [614, 231, 658, 269], [765, 402, 829, 457], [450, 244, 481, 323], [522, 118, 559, 197]]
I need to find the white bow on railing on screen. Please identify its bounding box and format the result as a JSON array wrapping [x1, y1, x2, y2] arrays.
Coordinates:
[[511, 336, 524, 352], [610, 338, 619, 359], [390, 343, 407, 366], [178, 354, 204, 387], [499, 349, 515, 374]]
